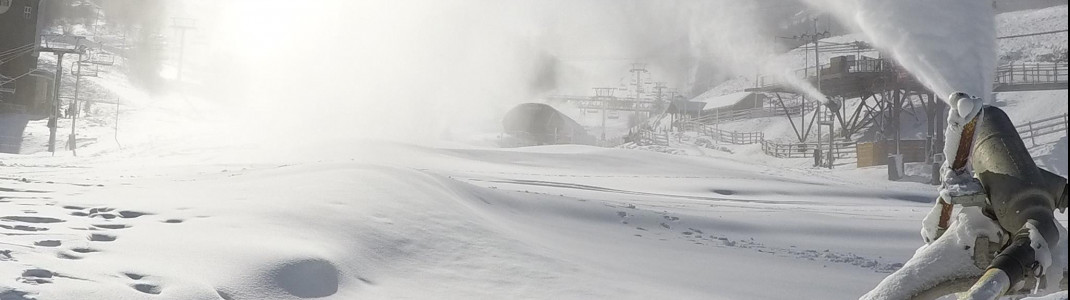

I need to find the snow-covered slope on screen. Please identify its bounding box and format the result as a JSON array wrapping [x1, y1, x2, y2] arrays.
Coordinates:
[[2, 132, 1065, 299], [996, 6, 1068, 63], [0, 137, 964, 300]]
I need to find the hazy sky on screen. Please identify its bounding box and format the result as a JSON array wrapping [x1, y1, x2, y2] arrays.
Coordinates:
[[143, 0, 830, 143]]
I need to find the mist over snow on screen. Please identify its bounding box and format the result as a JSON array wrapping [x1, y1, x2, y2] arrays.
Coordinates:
[[147, 0, 847, 145]]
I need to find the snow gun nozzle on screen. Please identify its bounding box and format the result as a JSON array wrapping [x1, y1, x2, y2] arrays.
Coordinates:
[[824, 97, 840, 111], [958, 268, 1011, 300], [949, 92, 983, 120]]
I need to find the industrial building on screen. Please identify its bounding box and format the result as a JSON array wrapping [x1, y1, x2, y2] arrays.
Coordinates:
[[1, 0, 51, 153]]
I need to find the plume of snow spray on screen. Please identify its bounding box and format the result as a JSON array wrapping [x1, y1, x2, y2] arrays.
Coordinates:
[[803, 0, 996, 103], [685, 1, 830, 104]]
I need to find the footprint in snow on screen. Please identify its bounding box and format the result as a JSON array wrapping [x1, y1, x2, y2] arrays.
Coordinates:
[[124, 273, 146, 280], [711, 189, 736, 196], [0, 224, 48, 232], [19, 269, 54, 285], [57, 253, 83, 260], [72, 247, 99, 254], [132, 283, 162, 295], [121, 273, 163, 294], [92, 224, 130, 230], [72, 207, 153, 220], [34, 240, 61, 247], [88, 233, 117, 242], [1, 216, 65, 223]]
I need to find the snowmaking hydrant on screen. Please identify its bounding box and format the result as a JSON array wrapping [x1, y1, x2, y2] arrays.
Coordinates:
[[920, 92, 1068, 299]]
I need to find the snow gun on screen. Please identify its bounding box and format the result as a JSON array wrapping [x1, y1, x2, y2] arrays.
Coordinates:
[[932, 93, 983, 238], [934, 93, 1068, 300]]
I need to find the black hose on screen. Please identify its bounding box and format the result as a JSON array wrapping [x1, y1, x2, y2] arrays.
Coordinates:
[[989, 229, 1036, 286]]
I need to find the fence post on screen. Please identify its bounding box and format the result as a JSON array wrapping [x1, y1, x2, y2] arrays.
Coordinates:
[[1028, 121, 1036, 146], [1054, 63, 1059, 83], [1010, 63, 1014, 83]]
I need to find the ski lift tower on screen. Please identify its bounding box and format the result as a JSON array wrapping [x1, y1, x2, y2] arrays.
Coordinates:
[[629, 63, 649, 120], [172, 17, 197, 83], [593, 87, 617, 143]]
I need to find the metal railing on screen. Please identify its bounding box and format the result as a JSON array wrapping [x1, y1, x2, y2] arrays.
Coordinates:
[[680, 121, 764, 145], [761, 140, 858, 159], [994, 62, 1068, 88], [757, 58, 1067, 92], [1017, 113, 1068, 147], [758, 58, 891, 88], [690, 102, 817, 125]]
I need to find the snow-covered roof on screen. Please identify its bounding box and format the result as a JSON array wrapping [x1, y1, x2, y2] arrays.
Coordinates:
[[690, 92, 755, 110]]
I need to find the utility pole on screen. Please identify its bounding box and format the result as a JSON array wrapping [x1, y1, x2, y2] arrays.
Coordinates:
[[811, 18, 825, 167], [38, 46, 86, 155], [777, 18, 831, 152], [813, 18, 822, 99], [172, 18, 196, 83]]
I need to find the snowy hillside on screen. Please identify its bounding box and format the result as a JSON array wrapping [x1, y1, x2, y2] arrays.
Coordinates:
[[996, 6, 1069, 63]]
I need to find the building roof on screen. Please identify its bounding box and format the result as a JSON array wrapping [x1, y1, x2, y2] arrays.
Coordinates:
[[667, 100, 707, 115], [690, 92, 755, 110]]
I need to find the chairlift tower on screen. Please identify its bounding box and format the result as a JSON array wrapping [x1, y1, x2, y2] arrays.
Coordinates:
[[593, 87, 617, 143], [630, 63, 649, 120], [36, 45, 86, 155]]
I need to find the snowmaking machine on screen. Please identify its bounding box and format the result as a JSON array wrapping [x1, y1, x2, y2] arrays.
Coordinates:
[[864, 92, 1067, 300], [918, 92, 1068, 300]]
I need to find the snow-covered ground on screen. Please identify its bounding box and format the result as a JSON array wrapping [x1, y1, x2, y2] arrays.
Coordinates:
[[0, 134, 968, 299], [3, 115, 1066, 299]]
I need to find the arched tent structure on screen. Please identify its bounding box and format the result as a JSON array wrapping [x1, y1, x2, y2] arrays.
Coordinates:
[[502, 103, 594, 146]]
